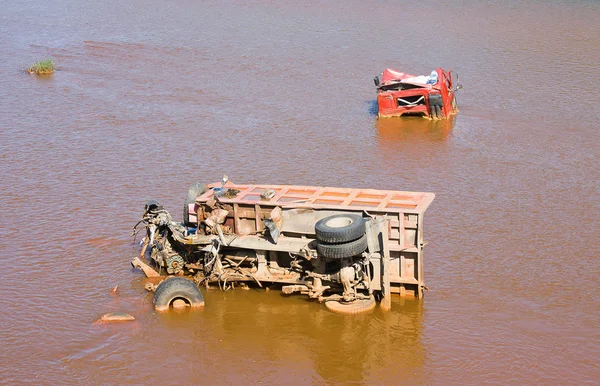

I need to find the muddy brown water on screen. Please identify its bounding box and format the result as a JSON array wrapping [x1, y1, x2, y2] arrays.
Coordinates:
[[1, 0, 599, 384]]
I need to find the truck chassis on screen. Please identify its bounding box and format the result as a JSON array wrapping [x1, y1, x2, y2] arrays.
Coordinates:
[[132, 178, 434, 314]]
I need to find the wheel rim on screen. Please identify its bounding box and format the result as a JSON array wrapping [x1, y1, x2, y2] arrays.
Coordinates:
[[324, 296, 376, 315], [172, 298, 190, 309], [325, 217, 353, 228]]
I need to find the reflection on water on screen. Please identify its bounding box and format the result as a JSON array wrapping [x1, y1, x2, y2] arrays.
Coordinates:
[[158, 289, 426, 384], [375, 115, 456, 143], [309, 298, 426, 384]]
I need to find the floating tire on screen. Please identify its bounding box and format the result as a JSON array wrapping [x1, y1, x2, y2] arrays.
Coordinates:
[[325, 296, 376, 315], [183, 182, 207, 227], [315, 214, 366, 244], [153, 277, 205, 311], [317, 234, 368, 259]]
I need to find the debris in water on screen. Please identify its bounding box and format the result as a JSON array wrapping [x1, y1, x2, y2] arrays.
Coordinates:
[[110, 285, 119, 296], [238, 282, 250, 291], [145, 282, 159, 292], [131, 255, 161, 277], [96, 312, 135, 324]]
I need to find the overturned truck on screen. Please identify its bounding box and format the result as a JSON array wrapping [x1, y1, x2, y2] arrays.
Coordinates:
[[132, 177, 435, 314]]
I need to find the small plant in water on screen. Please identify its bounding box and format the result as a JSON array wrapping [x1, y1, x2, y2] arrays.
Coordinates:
[[27, 59, 55, 75]]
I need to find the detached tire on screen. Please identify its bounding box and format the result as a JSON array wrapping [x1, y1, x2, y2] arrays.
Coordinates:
[[183, 182, 207, 227], [315, 214, 365, 244], [317, 234, 368, 259], [325, 296, 376, 315], [154, 277, 205, 311]]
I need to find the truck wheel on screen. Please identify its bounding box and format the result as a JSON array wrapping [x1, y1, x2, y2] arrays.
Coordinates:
[[317, 234, 368, 259], [325, 296, 376, 315], [183, 182, 207, 227], [429, 105, 437, 120], [153, 277, 205, 311], [315, 214, 365, 244], [435, 105, 443, 119]]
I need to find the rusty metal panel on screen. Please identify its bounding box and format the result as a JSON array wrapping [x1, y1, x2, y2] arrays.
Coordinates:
[[198, 182, 434, 215], [193, 181, 434, 298]]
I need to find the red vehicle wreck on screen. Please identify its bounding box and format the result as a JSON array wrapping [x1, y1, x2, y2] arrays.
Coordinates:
[[374, 67, 462, 119]]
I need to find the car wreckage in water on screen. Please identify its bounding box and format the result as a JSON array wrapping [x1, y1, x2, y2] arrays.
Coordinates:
[[374, 67, 462, 120], [132, 176, 435, 314]]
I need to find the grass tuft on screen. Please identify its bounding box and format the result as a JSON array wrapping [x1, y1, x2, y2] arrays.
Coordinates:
[[27, 59, 55, 75]]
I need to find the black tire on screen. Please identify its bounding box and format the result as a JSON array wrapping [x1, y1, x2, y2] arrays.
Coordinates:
[[374, 75, 381, 87], [315, 214, 366, 244], [325, 296, 376, 315], [317, 234, 368, 259], [435, 105, 443, 119], [183, 182, 207, 227], [154, 277, 205, 311], [429, 104, 438, 120]]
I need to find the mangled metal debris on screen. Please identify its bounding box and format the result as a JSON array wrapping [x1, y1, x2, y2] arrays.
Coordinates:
[[132, 176, 435, 315]]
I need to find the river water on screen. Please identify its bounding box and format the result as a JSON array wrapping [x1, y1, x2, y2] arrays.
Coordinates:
[[1, 0, 599, 384]]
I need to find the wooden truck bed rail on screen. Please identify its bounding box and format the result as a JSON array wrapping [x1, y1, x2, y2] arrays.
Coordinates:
[[201, 183, 434, 213]]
